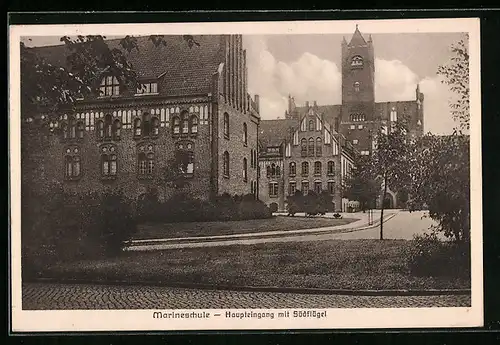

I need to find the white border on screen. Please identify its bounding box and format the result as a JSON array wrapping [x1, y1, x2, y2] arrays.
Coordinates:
[[9, 17, 483, 332]]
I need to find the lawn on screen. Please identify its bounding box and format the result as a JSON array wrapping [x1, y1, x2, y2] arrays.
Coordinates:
[[38, 239, 470, 290], [134, 216, 358, 240]]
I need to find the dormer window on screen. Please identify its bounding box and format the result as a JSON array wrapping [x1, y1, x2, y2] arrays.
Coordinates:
[[351, 55, 363, 67], [100, 76, 120, 97], [136, 82, 159, 95]]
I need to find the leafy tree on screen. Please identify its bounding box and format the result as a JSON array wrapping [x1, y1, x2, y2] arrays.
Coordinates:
[[21, 34, 198, 119], [437, 34, 469, 131], [344, 155, 380, 212], [409, 36, 471, 245], [368, 120, 412, 239]]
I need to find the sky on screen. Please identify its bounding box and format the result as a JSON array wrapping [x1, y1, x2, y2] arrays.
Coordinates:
[[22, 31, 467, 135], [243, 32, 467, 135]]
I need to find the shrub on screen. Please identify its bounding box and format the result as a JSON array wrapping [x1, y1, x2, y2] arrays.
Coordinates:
[[21, 187, 138, 278], [269, 202, 279, 213], [406, 232, 470, 277], [139, 193, 272, 223]]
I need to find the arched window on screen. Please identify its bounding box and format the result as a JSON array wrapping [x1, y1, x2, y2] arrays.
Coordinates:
[[64, 148, 81, 180], [142, 113, 151, 136], [190, 116, 198, 134], [172, 116, 180, 134], [301, 162, 309, 176], [97, 120, 104, 139], [223, 151, 230, 177], [223, 112, 229, 138], [243, 122, 248, 146], [104, 114, 112, 139], [61, 122, 68, 140], [243, 158, 248, 182], [289, 162, 296, 176], [175, 141, 195, 176], [308, 137, 315, 156], [354, 81, 360, 92], [134, 118, 142, 137], [69, 117, 76, 139], [301, 138, 307, 157], [314, 161, 322, 175], [112, 120, 121, 140], [77, 121, 84, 139], [327, 161, 335, 175], [308, 119, 315, 131], [351, 55, 363, 67], [316, 137, 322, 156], [151, 117, 159, 136]]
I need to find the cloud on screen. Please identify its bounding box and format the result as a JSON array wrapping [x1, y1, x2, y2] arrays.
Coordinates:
[[245, 36, 457, 134]]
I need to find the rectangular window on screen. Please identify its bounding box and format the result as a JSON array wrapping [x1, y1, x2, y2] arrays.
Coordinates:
[[314, 181, 322, 194], [269, 182, 278, 197], [358, 124, 363, 130], [136, 82, 159, 95], [289, 182, 296, 196], [350, 125, 355, 130], [353, 139, 358, 145], [301, 182, 309, 195], [328, 181, 335, 195]]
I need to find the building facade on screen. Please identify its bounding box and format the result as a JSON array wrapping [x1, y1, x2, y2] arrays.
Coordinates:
[[23, 35, 260, 203], [258, 26, 424, 211]]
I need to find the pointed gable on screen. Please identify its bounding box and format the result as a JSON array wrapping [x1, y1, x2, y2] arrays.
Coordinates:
[[348, 25, 367, 47]]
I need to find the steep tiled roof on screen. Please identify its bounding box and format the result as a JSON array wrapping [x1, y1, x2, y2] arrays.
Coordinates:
[[31, 35, 224, 97], [294, 104, 342, 124], [259, 119, 297, 149]]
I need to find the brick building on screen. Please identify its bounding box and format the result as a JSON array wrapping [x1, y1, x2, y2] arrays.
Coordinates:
[[23, 35, 260, 202], [258, 26, 424, 210]]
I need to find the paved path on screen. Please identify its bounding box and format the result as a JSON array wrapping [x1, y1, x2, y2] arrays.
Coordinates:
[[329, 210, 439, 240], [22, 283, 471, 310], [126, 210, 436, 252]]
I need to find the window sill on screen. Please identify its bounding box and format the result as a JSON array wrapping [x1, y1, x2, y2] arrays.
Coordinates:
[[314, 174, 322, 177], [223, 174, 229, 179], [134, 93, 160, 97], [301, 174, 309, 177], [102, 175, 117, 181], [64, 176, 81, 181], [269, 195, 278, 198], [289, 174, 296, 178], [138, 175, 154, 180]]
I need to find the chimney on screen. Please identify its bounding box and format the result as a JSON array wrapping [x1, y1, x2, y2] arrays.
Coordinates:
[[254, 94, 260, 113], [305, 101, 309, 108], [313, 101, 317, 107]]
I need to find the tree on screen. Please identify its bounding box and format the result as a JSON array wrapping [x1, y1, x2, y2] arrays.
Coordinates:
[[344, 155, 380, 212], [409, 134, 470, 243], [21, 35, 198, 119], [368, 121, 412, 239], [409, 36, 471, 245], [437, 34, 469, 131]]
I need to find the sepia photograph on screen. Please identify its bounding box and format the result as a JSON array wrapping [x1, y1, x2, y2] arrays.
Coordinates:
[[9, 17, 482, 331]]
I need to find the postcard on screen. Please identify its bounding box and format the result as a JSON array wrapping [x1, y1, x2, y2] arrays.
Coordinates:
[[9, 17, 482, 332]]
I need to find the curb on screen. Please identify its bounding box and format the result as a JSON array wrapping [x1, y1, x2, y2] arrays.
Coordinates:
[[26, 277, 471, 297], [128, 213, 398, 247]]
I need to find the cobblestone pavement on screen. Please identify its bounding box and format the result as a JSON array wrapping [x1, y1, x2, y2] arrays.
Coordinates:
[[22, 283, 471, 310]]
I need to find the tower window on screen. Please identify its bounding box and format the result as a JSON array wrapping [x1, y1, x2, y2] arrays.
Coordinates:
[[351, 55, 363, 67]]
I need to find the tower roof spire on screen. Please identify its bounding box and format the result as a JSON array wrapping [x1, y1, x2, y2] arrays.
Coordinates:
[[349, 24, 367, 46]]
